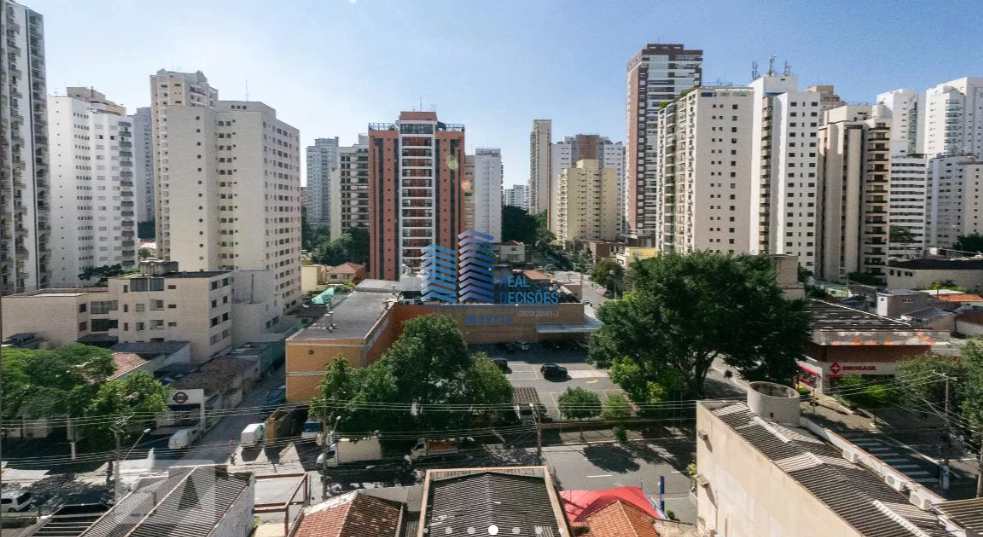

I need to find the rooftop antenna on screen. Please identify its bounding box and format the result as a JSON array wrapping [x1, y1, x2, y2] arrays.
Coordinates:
[[245, 80, 249, 101], [751, 61, 759, 80], [767, 56, 776, 76], [419, 96, 423, 111], [783, 60, 791, 76]]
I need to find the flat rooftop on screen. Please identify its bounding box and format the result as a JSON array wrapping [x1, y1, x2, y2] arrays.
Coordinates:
[[290, 290, 393, 342], [8, 287, 108, 297], [120, 270, 229, 279], [889, 258, 983, 271]]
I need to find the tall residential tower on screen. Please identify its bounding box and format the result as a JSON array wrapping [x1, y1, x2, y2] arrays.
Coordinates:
[[472, 147, 502, 241], [304, 137, 339, 231], [1, 0, 49, 293], [625, 43, 703, 241], [368, 112, 464, 280], [528, 119, 551, 216]]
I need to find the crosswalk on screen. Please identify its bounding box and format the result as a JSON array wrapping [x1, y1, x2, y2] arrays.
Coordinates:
[[841, 432, 939, 486]]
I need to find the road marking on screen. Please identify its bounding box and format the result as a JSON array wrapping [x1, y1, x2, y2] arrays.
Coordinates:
[[567, 370, 609, 379], [586, 474, 613, 478]]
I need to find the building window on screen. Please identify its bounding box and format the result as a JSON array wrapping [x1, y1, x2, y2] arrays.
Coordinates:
[[78, 322, 88, 332], [78, 303, 87, 313]]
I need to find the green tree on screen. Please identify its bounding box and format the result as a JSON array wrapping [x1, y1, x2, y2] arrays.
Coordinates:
[[84, 372, 168, 447], [601, 393, 633, 420], [591, 258, 624, 297], [465, 354, 514, 414], [896, 354, 965, 411], [1, 345, 116, 419], [311, 358, 360, 430], [889, 226, 916, 245], [138, 247, 153, 259], [954, 233, 983, 254], [501, 206, 538, 244], [590, 252, 810, 400], [558, 387, 602, 420], [847, 271, 883, 286], [958, 340, 983, 442], [312, 228, 370, 266], [79, 264, 128, 284]]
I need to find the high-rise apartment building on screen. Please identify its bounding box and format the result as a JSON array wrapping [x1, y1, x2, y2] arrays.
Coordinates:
[[816, 105, 892, 281], [330, 135, 369, 240], [368, 112, 464, 280], [625, 43, 703, 241], [461, 154, 474, 231], [472, 147, 502, 241], [1, 0, 49, 294], [551, 135, 625, 233], [503, 184, 529, 211], [552, 159, 619, 243], [528, 119, 551, 215], [876, 89, 923, 156], [304, 137, 339, 230], [927, 155, 983, 249], [923, 77, 983, 159], [150, 70, 302, 312], [48, 87, 136, 286], [887, 155, 928, 259], [748, 72, 822, 271], [129, 106, 154, 229], [654, 87, 754, 254]]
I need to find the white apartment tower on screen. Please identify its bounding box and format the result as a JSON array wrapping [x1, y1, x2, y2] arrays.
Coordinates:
[[472, 147, 502, 240], [551, 135, 625, 233], [876, 89, 923, 156], [1, 0, 49, 293], [528, 119, 551, 216], [304, 137, 339, 231], [330, 135, 369, 240], [503, 184, 528, 211], [923, 77, 983, 159], [552, 159, 619, 243], [654, 87, 754, 254], [748, 72, 822, 271], [150, 70, 302, 312], [887, 155, 928, 259], [816, 105, 892, 281], [927, 155, 983, 249], [625, 43, 703, 241], [129, 106, 154, 228], [48, 87, 136, 286]]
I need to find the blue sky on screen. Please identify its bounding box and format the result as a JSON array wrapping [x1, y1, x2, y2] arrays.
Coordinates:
[[33, 0, 983, 187]]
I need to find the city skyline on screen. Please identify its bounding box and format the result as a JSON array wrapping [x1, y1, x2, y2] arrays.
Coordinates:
[[32, 0, 983, 188]]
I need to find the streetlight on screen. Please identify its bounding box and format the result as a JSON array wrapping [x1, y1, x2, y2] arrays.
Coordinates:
[[114, 427, 151, 502]]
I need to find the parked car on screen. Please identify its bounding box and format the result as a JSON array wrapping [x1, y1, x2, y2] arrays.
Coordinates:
[[240, 423, 266, 448], [519, 342, 530, 351], [0, 490, 33, 513], [540, 363, 568, 380], [492, 358, 510, 373], [301, 419, 323, 445], [264, 385, 286, 407], [167, 427, 200, 450], [407, 438, 461, 462]]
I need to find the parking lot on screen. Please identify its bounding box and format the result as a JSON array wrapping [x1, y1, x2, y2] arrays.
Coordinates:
[[475, 343, 624, 419]]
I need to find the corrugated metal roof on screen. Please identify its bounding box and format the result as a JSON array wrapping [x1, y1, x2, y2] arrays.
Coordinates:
[[80, 466, 251, 537], [711, 404, 949, 537], [935, 498, 983, 534]]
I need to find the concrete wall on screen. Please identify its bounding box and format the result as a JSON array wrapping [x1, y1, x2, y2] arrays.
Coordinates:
[[1, 291, 111, 345], [886, 267, 983, 291], [696, 403, 863, 537]]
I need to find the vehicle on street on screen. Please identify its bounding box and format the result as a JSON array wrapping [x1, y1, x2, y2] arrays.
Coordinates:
[[541, 363, 568, 380], [240, 423, 266, 448], [320, 436, 383, 467], [264, 385, 286, 407], [301, 419, 323, 445], [0, 490, 33, 513], [407, 438, 460, 462], [167, 427, 200, 450], [492, 358, 510, 372], [518, 342, 530, 351]]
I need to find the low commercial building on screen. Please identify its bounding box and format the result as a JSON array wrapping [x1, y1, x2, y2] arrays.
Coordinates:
[[294, 491, 405, 537], [1, 261, 283, 362], [875, 288, 941, 318], [301, 262, 366, 293], [286, 281, 591, 401], [886, 258, 983, 291], [770, 254, 805, 300], [797, 301, 942, 392], [614, 246, 658, 268], [696, 382, 960, 537]]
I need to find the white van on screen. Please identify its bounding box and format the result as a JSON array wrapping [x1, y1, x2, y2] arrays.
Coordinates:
[[168, 428, 199, 450], [240, 423, 266, 448], [0, 490, 33, 513]]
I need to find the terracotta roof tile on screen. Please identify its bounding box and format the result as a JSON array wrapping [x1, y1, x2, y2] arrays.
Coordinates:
[[294, 492, 402, 537], [585, 501, 660, 537]]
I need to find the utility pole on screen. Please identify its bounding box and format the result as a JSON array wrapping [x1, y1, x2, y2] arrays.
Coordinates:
[[531, 403, 542, 460], [977, 443, 982, 498]]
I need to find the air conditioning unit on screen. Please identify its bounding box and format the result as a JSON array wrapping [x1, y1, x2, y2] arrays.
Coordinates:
[[884, 474, 906, 493], [842, 450, 859, 464], [909, 490, 936, 511]]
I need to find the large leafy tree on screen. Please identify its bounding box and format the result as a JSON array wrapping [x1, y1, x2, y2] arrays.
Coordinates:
[[590, 252, 811, 400], [591, 258, 624, 296], [558, 387, 602, 420], [311, 227, 370, 266], [954, 233, 983, 254], [501, 206, 538, 244], [312, 315, 513, 436], [2, 344, 116, 419], [84, 372, 168, 447]]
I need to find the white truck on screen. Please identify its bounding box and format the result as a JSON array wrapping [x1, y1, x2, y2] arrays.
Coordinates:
[[167, 427, 200, 450], [319, 436, 383, 467], [240, 423, 266, 448], [407, 438, 460, 462]]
